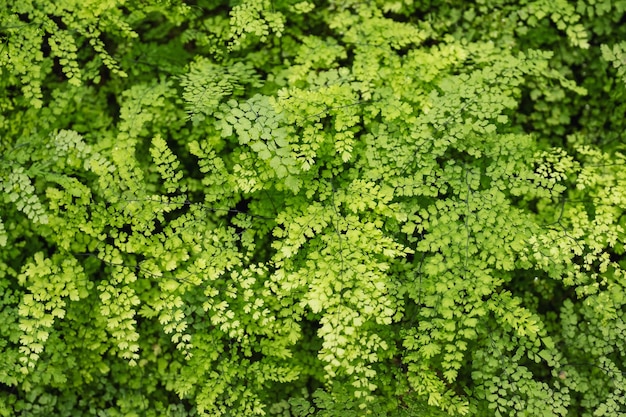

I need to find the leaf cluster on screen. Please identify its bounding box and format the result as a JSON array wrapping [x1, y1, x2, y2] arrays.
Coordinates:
[[1, 1, 626, 416]]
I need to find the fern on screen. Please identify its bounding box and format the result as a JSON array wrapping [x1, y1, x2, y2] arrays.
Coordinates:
[[2, 0, 626, 416]]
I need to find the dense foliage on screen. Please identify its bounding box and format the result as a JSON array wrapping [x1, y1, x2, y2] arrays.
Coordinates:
[[1, 0, 626, 415]]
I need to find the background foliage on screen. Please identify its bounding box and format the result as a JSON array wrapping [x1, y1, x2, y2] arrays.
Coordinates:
[[1, 0, 625, 415]]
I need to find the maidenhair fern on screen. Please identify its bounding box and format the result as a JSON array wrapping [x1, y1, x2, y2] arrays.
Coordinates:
[[1, 1, 626, 416]]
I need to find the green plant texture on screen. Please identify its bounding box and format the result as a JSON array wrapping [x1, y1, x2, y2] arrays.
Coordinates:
[[1, 0, 626, 416]]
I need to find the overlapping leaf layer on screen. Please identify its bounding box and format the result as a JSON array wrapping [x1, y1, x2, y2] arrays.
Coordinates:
[[1, 1, 625, 415]]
